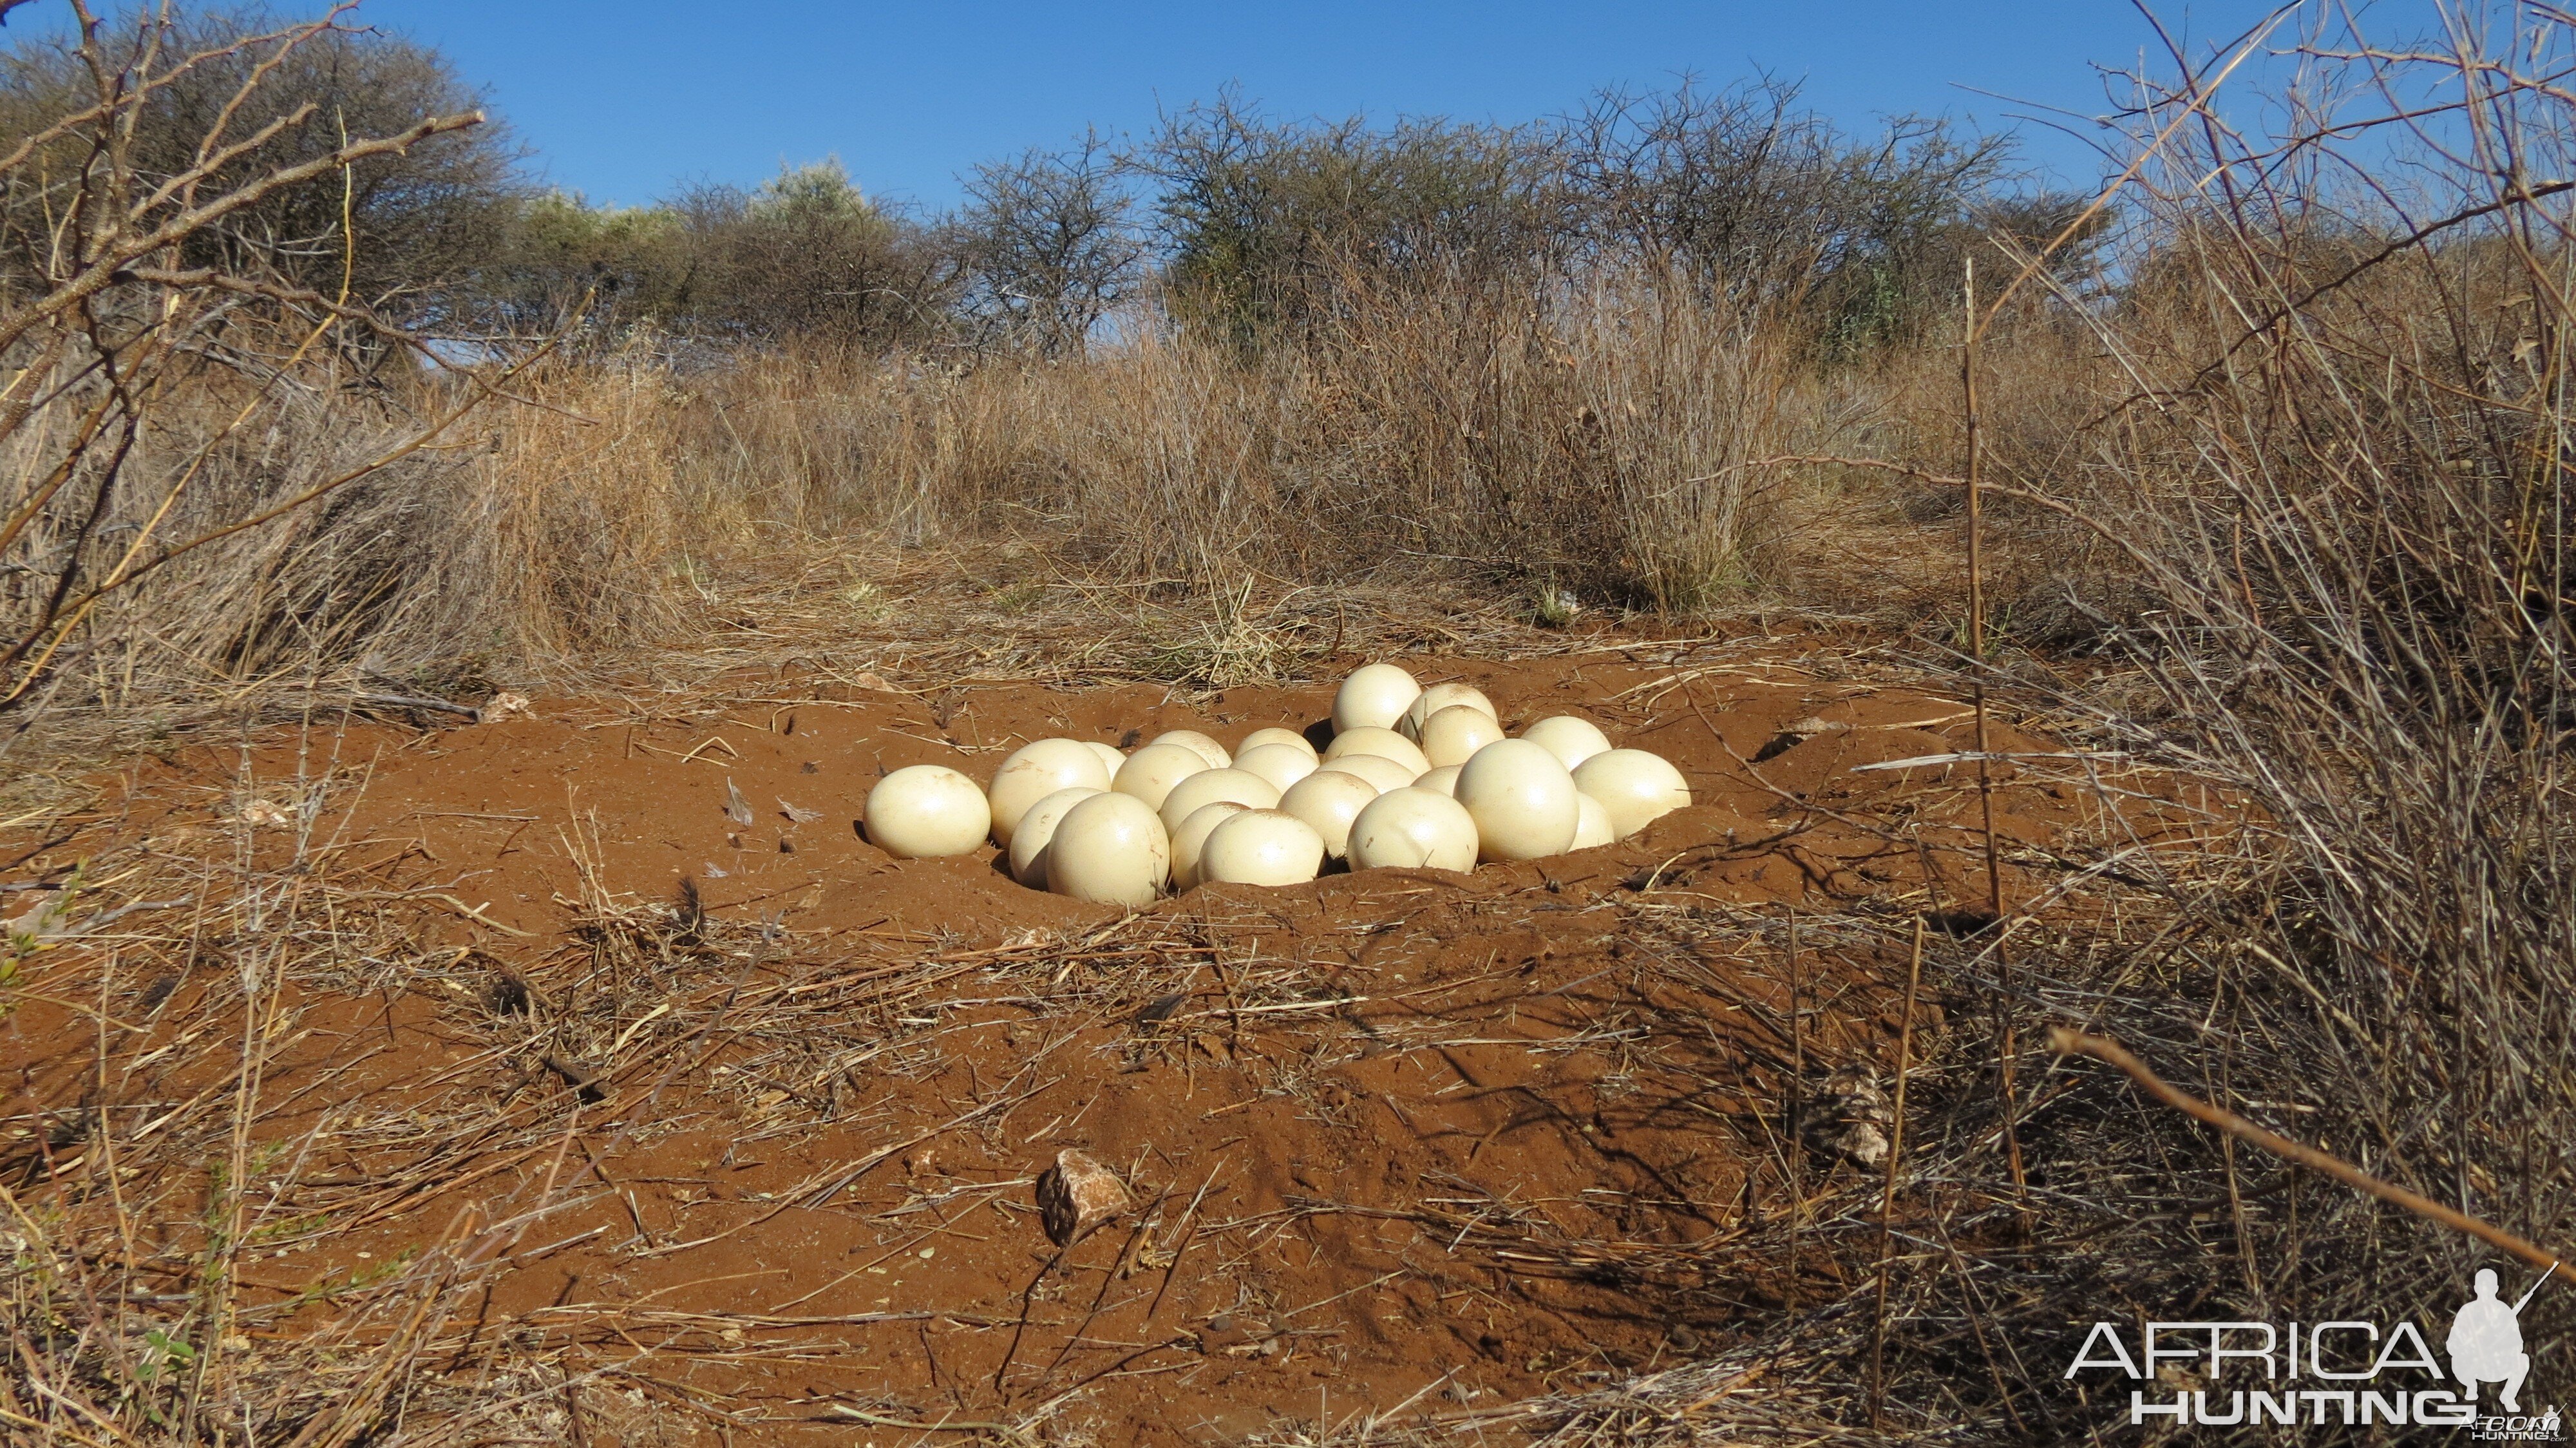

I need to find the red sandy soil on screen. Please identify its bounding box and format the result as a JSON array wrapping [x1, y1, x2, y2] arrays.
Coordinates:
[[1, 643, 2206, 1443]]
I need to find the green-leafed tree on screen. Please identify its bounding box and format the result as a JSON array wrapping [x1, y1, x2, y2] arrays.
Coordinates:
[[482, 191, 690, 339]]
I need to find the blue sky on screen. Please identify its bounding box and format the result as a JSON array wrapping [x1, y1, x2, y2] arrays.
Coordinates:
[[379, 1, 2297, 213]]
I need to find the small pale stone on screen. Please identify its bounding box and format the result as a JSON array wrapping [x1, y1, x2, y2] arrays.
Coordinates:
[[1753, 716, 1851, 763], [3, 893, 68, 940], [1197, 1313, 1255, 1353], [1034, 1149, 1132, 1247], [235, 799, 292, 829], [1804, 1065, 1895, 1168]]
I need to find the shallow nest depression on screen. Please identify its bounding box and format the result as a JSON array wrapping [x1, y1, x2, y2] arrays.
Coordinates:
[[0, 640, 2218, 1445]]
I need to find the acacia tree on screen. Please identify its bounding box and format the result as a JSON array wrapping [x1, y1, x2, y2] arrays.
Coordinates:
[[0, 3, 526, 329], [1138, 91, 1562, 352], [1562, 77, 2014, 346], [478, 189, 688, 341], [667, 158, 959, 350], [956, 131, 1142, 357]]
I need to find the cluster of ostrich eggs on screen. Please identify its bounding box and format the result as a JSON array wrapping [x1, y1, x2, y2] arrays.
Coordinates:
[[858, 662, 1690, 906]]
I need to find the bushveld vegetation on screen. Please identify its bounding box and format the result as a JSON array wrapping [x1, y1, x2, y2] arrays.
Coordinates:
[[3, 1, 2575, 1443]]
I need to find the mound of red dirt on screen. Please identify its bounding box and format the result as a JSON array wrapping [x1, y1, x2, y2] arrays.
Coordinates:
[[1, 649, 2200, 1442]]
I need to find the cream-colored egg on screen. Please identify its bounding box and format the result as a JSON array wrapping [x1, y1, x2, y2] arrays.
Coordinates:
[[1521, 715, 1613, 771], [1046, 792, 1170, 906], [1239, 726, 1318, 761], [864, 765, 994, 859], [1347, 787, 1479, 873], [1200, 810, 1326, 887], [1416, 765, 1461, 797], [1323, 726, 1431, 777], [1083, 741, 1127, 777], [1573, 749, 1691, 838], [1572, 792, 1616, 850], [1278, 769, 1381, 859], [1112, 743, 1210, 812], [1234, 741, 1320, 794], [1157, 768, 1282, 832], [1169, 801, 1249, 890], [986, 738, 1114, 846], [1416, 705, 1504, 769], [1150, 729, 1231, 770], [1320, 752, 1417, 793], [1454, 739, 1580, 861], [1399, 682, 1498, 741], [1332, 663, 1421, 734], [1008, 786, 1103, 886]]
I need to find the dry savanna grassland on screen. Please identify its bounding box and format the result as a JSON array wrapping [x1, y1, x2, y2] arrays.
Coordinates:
[[3, 4, 2575, 1445]]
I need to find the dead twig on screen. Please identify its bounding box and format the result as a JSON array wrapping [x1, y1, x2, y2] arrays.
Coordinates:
[[2050, 1029, 2576, 1288]]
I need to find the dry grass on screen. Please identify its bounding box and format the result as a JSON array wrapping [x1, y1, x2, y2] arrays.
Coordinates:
[[5, 270, 1855, 769], [656, 265, 1848, 606]]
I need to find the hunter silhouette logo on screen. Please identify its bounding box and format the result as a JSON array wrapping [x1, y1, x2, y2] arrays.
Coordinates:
[[2452, 1268, 2542, 1413]]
